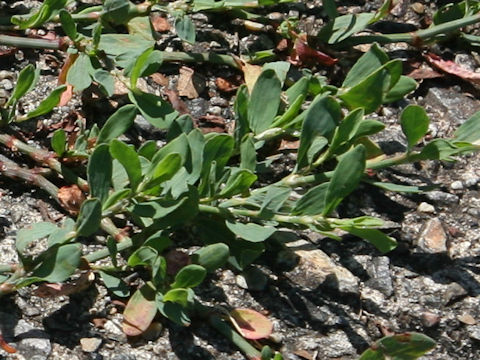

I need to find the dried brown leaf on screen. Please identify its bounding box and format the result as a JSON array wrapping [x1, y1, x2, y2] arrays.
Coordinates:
[[151, 14, 170, 32], [58, 184, 86, 215], [34, 271, 94, 297], [425, 53, 480, 85], [163, 89, 189, 114], [177, 66, 205, 99]]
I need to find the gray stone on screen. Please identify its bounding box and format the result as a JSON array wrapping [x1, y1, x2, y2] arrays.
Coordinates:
[[0, 79, 13, 90], [133, 115, 164, 138], [236, 267, 268, 291], [425, 191, 459, 205], [450, 180, 463, 190], [284, 239, 359, 294], [365, 256, 394, 297], [80, 337, 102, 353], [417, 202, 435, 213], [443, 282, 467, 305], [315, 331, 357, 358], [15, 319, 52, 359], [469, 325, 480, 341], [416, 217, 448, 253]]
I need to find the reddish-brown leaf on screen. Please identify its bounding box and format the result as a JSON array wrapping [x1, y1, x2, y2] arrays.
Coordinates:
[[216, 77, 238, 93], [58, 185, 86, 215], [163, 89, 190, 114], [150, 73, 169, 87], [122, 284, 157, 337], [292, 37, 337, 67], [0, 333, 16, 354], [197, 114, 227, 134], [151, 14, 171, 32], [229, 308, 273, 340], [425, 53, 480, 85]]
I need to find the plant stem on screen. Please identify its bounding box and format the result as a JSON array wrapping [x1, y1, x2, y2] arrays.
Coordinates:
[[0, 264, 16, 274], [199, 204, 330, 228], [337, 13, 480, 47], [0, 134, 89, 192], [0, 35, 68, 50], [0, 154, 60, 200], [161, 52, 241, 69], [208, 314, 261, 360]]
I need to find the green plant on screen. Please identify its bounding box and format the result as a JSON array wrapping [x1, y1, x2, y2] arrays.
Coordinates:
[[2, 1, 480, 358]]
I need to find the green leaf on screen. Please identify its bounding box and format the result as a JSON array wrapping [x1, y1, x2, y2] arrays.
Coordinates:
[[401, 105, 430, 150], [185, 129, 205, 183], [171, 264, 206, 289], [122, 283, 157, 336], [88, 144, 112, 204], [359, 332, 436, 360], [102, 0, 131, 25], [329, 108, 365, 153], [142, 153, 183, 193], [163, 288, 190, 307], [156, 292, 191, 326], [47, 218, 75, 248], [59, 9, 77, 40], [263, 61, 290, 86], [292, 182, 328, 215], [297, 95, 341, 169], [218, 169, 257, 198], [342, 43, 389, 88], [384, 75, 418, 103], [129, 48, 163, 89], [31, 243, 81, 282], [128, 246, 158, 267], [340, 60, 402, 113], [175, 15, 196, 43], [11, 0, 67, 29], [240, 135, 257, 172], [234, 85, 250, 146], [99, 270, 130, 297], [110, 140, 142, 191], [258, 185, 291, 218], [24, 85, 67, 120], [320, 12, 375, 44], [323, 145, 366, 215], [192, 243, 229, 272], [16, 222, 58, 255], [226, 220, 276, 242], [97, 105, 137, 144], [93, 69, 115, 97], [138, 140, 157, 159], [51, 129, 66, 156], [66, 53, 93, 92], [341, 226, 397, 253], [202, 134, 235, 176], [454, 111, 480, 144], [248, 69, 282, 134], [369, 181, 434, 193], [129, 90, 178, 129], [6, 64, 37, 107], [98, 34, 154, 68], [76, 198, 102, 237]]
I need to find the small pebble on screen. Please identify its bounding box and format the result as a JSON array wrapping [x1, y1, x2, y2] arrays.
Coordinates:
[[417, 202, 435, 213], [411, 2, 425, 14], [80, 337, 102, 353], [450, 180, 463, 190], [458, 314, 476, 325], [208, 106, 222, 115], [1, 79, 13, 90], [421, 311, 441, 328]]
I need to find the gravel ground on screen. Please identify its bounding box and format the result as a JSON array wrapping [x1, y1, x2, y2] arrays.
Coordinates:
[[1, 1, 480, 359]]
